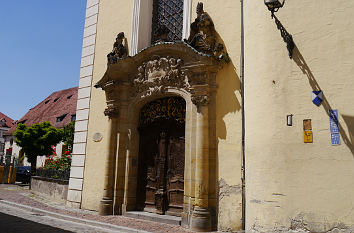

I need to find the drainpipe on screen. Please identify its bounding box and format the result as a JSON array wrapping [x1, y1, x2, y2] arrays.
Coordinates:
[[240, 0, 246, 230]]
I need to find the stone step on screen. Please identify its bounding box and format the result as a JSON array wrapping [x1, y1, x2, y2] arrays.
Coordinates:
[[125, 211, 181, 226]]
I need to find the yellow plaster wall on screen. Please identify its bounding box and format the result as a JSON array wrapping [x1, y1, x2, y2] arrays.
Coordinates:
[[245, 0, 354, 231], [191, 1, 243, 230], [81, 0, 134, 211]]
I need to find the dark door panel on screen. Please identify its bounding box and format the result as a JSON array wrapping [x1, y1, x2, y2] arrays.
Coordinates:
[[137, 97, 185, 216]]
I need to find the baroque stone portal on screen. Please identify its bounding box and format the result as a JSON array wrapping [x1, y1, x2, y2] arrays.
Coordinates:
[[95, 6, 226, 230]]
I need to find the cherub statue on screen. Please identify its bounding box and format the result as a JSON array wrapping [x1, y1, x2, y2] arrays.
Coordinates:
[[107, 32, 128, 64]]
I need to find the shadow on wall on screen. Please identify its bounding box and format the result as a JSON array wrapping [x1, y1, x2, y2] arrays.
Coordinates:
[[292, 46, 354, 156], [215, 30, 241, 141], [213, 29, 242, 231], [342, 115, 354, 147]]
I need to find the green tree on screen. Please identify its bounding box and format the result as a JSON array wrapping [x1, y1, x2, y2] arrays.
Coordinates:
[[14, 122, 63, 175], [62, 121, 75, 152]]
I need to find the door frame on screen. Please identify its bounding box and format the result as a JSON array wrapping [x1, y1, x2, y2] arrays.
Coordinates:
[[136, 96, 187, 215]]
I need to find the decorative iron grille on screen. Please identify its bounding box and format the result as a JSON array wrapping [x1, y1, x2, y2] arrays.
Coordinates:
[[139, 97, 186, 127], [151, 0, 184, 43]]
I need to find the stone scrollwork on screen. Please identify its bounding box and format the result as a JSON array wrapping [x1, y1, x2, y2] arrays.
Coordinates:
[[104, 105, 119, 118], [132, 56, 190, 97], [191, 94, 209, 107]]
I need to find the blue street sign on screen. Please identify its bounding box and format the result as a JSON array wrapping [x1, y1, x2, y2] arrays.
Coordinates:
[[329, 109, 340, 145], [312, 90, 323, 106], [331, 133, 340, 145]]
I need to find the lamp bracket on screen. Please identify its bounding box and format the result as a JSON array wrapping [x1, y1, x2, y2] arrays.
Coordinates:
[[273, 14, 295, 59]]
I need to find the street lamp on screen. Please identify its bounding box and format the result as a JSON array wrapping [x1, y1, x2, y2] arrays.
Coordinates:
[[264, 0, 285, 15], [264, 0, 294, 59]]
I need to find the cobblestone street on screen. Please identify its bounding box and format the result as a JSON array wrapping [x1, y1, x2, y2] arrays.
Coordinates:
[[0, 184, 194, 233]]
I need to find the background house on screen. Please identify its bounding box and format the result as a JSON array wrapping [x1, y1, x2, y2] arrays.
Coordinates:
[[4, 87, 78, 167], [0, 112, 15, 160]]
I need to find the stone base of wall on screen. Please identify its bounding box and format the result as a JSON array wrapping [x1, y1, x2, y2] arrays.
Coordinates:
[[31, 176, 69, 202]]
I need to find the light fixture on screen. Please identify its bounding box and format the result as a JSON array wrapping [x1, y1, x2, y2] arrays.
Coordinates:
[[264, 0, 294, 59], [264, 0, 285, 15], [287, 114, 293, 126]]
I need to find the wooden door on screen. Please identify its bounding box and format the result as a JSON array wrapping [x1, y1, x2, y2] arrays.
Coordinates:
[[166, 133, 185, 215], [137, 119, 185, 215]]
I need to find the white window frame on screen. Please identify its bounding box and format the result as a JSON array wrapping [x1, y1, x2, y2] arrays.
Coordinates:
[[130, 0, 192, 56]]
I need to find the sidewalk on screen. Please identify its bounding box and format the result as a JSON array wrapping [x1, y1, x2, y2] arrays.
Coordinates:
[[0, 184, 194, 233]]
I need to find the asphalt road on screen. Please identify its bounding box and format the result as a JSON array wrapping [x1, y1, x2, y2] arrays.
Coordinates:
[[0, 212, 73, 233]]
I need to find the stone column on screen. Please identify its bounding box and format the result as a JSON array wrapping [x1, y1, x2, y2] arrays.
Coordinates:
[[191, 92, 211, 232], [114, 82, 130, 215], [99, 105, 119, 215]]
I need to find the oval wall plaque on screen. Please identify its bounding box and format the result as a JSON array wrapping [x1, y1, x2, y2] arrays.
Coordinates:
[[93, 132, 103, 142]]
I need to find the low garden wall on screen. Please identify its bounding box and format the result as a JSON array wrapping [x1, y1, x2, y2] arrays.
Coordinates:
[[31, 176, 69, 201], [30, 149, 72, 201]]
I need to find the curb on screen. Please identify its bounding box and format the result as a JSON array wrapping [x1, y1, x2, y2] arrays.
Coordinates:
[[0, 200, 151, 233]]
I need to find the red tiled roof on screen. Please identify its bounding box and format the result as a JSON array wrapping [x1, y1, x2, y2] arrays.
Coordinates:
[[5, 87, 78, 135], [0, 112, 15, 128]]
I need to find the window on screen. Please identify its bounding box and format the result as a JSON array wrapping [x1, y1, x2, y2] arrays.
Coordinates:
[[45, 100, 50, 104], [151, 0, 184, 43], [71, 114, 76, 121], [0, 119, 6, 127], [54, 97, 60, 102], [131, 0, 191, 55], [67, 95, 73, 99], [56, 114, 67, 123], [0, 143, 4, 154]]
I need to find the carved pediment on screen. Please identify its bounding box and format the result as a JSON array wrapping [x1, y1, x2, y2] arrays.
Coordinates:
[[96, 42, 222, 114], [132, 56, 190, 96]]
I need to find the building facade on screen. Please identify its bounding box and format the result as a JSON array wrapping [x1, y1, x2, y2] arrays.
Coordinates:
[[67, 0, 354, 232], [4, 87, 78, 167], [0, 112, 14, 160]]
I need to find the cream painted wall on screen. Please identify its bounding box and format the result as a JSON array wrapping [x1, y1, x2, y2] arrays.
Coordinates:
[[245, 0, 354, 232], [81, 0, 134, 211]]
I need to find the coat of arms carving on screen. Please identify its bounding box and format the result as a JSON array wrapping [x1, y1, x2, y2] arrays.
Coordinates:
[[132, 56, 190, 96]]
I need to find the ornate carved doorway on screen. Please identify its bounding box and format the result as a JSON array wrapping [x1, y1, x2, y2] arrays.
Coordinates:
[[136, 97, 185, 216]]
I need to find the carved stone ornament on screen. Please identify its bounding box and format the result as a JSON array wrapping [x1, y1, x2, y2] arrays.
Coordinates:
[[191, 95, 209, 107], [107, 32, 128, 65], [187, 2, 230, 63], [96, 40, 222, 116], [132, 56, 190, 97], [104, 105, 119, 118]]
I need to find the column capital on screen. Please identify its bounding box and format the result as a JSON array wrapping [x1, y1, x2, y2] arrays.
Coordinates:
[[104, 104, 119, 118], [191, 94, 209, 107]]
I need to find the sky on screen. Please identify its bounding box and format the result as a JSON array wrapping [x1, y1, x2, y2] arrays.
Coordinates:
[[0, 1, 87, 120]]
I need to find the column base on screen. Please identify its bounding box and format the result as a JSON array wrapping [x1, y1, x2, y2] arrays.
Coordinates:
[[190, 206, 211, 232], [99, 198, 113, 215], [181, 210, 190, 228]]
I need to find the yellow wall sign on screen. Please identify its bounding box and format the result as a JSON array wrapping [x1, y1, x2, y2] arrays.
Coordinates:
[[304, 131, 313, 143]]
